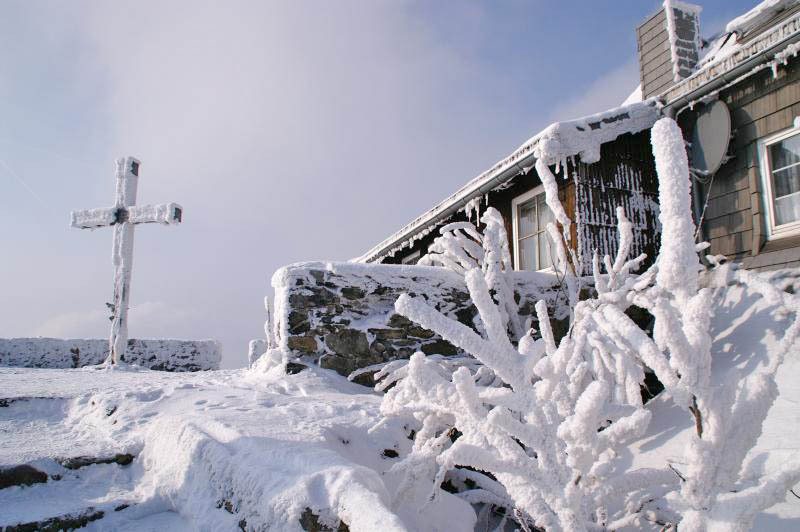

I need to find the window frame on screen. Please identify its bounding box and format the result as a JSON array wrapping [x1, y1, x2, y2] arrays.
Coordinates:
[[511, 185, 555, 272], [758, 125, 800, 240], [400, 250, 421, 265]]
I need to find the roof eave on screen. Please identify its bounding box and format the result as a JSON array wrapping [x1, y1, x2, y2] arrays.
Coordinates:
[[662, 10, 800, 114]]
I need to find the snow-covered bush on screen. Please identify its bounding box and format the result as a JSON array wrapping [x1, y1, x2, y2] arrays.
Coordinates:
[[420, 208, 523, 341], [376, 117, 800, 531], [418, 221, 484, 274]]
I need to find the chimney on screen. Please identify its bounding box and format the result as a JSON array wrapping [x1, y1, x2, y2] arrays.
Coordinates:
[[637, 1, 702, 100]]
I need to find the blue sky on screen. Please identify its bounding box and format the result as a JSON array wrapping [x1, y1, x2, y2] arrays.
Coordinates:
[[0, 0, 757, 367]]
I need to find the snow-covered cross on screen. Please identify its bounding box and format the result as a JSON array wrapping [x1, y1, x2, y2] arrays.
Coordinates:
[[71, 157, 183, 365]]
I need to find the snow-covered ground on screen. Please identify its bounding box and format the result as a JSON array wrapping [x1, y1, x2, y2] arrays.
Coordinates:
[[1, 273, 798, 531], [0, 360, 473, 531]]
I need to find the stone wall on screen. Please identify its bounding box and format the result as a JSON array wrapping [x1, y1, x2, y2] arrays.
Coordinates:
[[0, 338, 221, 371], [271, 262, 565, 381]]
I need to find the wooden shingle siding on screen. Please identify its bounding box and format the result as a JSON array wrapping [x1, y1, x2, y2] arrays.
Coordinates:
[[643, 54, 673, 82], [709, 230, 753, 256], [707, 155, 750, 199], [639, 20, 667, 45], [691, 56, 800, 266], [637, 10, 667, 42], [638, 8, 675, 99], [641, 39, 670, 70], [640, 30, 669, 57], [649, 70, 679, 97], [743, 234, 800, 270], [705, 210, 753, 239], [573, 131, 661, 275], [705, 188, 750, 219]]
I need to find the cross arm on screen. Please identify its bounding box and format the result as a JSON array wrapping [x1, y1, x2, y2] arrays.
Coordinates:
[[70, 207, 118, 229], [70, 202, 182, 229], [127, 203, 183, 225]]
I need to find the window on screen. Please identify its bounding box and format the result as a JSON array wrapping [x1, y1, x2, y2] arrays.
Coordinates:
[[401, 250, 421, 265], [511, 186, 555, 271], [759, 126, 800, 239]]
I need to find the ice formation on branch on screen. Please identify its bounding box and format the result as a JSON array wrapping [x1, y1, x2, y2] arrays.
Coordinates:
[[418, 222, 483, 274], [376, 117, 800, 531], [379, 207, 661, 531], [419, 207, 523, 340], [534, 158, 580, 279]]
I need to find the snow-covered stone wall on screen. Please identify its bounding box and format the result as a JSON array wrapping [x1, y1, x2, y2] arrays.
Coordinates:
[[272, 262, 566, 382], [0, 338, 221, 371]]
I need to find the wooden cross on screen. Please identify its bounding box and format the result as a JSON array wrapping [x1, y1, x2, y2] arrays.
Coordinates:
[[71, 157, 183, 365]]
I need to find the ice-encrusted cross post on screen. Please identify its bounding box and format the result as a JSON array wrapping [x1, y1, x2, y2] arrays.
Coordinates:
[[71, 157, 183, 365]]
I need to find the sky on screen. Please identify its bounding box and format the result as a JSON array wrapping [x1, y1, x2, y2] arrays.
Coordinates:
[[0, 0, 757, 368]]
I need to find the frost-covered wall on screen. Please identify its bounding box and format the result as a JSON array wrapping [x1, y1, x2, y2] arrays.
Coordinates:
[[272, 262, 566, 381], [0, 338, 221, 371], [572, 130, 662, 275]]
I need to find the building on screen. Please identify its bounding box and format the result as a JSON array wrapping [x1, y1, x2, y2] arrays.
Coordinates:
[[355, 0, 800, 273]]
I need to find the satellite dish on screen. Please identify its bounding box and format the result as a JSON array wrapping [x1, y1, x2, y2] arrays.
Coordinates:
[[690, 99, 731, 175]]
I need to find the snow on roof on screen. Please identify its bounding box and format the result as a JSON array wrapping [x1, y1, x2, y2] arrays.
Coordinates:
[[622, 84, 643, 106], [694, 0, 800, 71], [533, 101, 659, 166], [663, 0, 800, 107], [726, 0, 800, 36], [354, 100, 659, 263]]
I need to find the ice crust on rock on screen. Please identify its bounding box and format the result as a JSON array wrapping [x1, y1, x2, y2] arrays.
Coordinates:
[[0, 338, 221, 371], [271, 260, 566, 376]]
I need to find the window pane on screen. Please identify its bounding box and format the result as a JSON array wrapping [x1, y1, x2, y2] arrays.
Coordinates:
[[518, 199, 537, 238], [770, 134, 800, 170], [518, 236, 536, 271], [538, 233, 553, 270], [773, 164, 800, 199], [538, 196, 555, 232], [774, 193, 800, 226]]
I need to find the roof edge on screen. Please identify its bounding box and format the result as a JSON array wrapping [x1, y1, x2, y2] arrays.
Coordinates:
[[663, 8, 800, 109], [353, 100, 660, 263]]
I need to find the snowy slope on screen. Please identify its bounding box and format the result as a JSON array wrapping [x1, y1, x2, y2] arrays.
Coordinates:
[[0, 362, 472, 531], [1, 271, 798, 531]]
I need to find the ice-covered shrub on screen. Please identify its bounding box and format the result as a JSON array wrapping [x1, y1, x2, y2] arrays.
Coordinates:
[[420, 207, 523, 341], [375, 117, 800, 531], [418, 221, 483, 274]]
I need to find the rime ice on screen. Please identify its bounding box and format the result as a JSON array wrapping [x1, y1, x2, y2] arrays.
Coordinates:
[[70, 157, 183, 365]]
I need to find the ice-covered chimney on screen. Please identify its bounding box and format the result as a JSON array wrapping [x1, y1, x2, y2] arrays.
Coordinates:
[[637, 1, 702, 99]]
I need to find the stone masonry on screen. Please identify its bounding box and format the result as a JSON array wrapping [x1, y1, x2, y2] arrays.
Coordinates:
[[0, 338, 221, 372], [272, 262, 565, 383]]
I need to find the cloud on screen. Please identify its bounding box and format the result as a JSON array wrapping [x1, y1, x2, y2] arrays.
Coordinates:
[[43, 1, 504, 367], [34, 301, 205, 341], [545, 59, 641, 124], [33, 308, 109, 339], [3, 1, 753, 368]]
